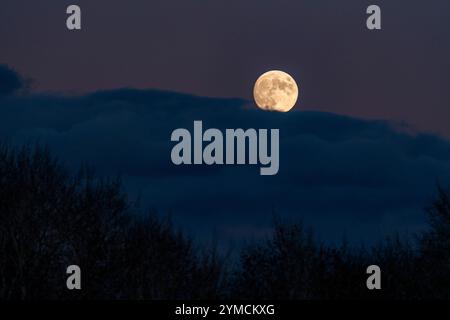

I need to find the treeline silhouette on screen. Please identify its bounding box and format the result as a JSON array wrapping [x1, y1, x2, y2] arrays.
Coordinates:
[[0, 144, 449, 300]]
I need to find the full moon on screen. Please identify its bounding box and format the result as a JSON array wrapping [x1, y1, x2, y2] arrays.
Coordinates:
[[253, 70, 299, 112]]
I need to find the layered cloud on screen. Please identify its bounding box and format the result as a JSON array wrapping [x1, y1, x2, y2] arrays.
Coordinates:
[[1, 66, 450, 245], [0, 64, 27, 97]]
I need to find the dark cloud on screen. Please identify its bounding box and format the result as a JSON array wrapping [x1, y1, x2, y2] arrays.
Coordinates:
[[1, 83, 450, 245], [0, 64, 26, 97]]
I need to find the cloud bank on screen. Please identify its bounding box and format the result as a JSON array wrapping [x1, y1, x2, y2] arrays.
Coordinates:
[[1, 66, 450, 245]]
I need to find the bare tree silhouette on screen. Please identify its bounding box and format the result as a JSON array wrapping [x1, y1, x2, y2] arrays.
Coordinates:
[[418, 186, 450, 298], [0, 143, 225, 300], [1, 142, 449, 300]]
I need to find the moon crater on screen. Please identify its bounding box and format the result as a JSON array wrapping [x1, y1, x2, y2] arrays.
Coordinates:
[[253, 70, 299, 112]]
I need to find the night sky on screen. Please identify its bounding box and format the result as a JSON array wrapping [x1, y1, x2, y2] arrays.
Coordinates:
[[1, 0, 450, 246]]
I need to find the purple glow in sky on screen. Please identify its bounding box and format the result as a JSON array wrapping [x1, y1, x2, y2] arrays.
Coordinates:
[[1, 0, 450, 137]]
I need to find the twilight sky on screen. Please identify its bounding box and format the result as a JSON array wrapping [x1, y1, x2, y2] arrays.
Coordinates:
[[1, 0, 450, 137], [1, 1, 450, 246]]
